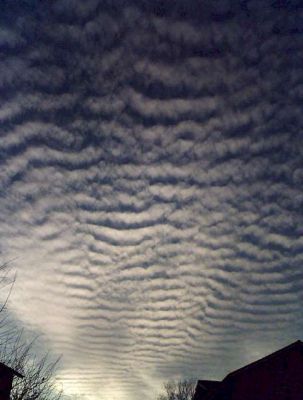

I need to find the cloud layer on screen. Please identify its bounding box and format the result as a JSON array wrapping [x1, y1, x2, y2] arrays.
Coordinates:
[[1, 1, 303, 399]]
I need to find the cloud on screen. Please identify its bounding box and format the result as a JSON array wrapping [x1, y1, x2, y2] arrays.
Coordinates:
[[53, 0, 100, 19], [0, 27, 24, 48], [0, 1, 303, 400]]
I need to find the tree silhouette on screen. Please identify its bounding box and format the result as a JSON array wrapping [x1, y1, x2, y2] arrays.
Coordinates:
[[0, 261, 62, 400], [157, 379, 196, 400]]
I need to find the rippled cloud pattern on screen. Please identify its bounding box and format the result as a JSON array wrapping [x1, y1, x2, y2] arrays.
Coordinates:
[[1, 1, 303, 399]]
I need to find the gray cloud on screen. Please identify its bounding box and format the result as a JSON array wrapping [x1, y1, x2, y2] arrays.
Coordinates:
[[0, 1, 303, 399]]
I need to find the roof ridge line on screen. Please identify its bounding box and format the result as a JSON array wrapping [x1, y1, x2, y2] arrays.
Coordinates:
[[223, 340, 303, 381]]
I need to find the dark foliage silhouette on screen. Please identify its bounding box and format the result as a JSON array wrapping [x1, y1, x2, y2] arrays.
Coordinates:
[[157, 379, 196, 400], [0, 262, 62, 400]]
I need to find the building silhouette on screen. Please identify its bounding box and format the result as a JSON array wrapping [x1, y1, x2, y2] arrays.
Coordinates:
[[194, 340, 303, 400], [0, 362, 23, 400]]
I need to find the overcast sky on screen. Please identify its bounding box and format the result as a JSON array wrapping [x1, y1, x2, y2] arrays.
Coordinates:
[[1, 1, 303, 399]]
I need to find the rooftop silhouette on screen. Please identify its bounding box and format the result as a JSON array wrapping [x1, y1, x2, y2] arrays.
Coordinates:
[[0, 362, 23, 400], [194, 340, 303, 400]]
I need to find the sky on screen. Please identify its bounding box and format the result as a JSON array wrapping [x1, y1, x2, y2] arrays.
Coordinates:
[[0, 0, 303, 399]]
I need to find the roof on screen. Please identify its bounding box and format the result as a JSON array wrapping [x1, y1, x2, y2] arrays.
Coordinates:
[[0, 362, 24, 379], [198, 380, 221, 391], [194, 380, 221, 400], [194, 340, 303, 400], [223, 340, 303, 382]]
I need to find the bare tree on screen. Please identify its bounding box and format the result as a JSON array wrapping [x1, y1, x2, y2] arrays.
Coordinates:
[[158, 379, 196, 400], [0, 262, 62, 400]]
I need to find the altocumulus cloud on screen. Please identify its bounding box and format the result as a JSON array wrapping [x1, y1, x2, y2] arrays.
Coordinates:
[[1, 0, 303, 399]]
